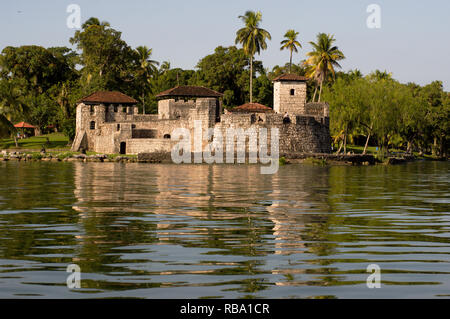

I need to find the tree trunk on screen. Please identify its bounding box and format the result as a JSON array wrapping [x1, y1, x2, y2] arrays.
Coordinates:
[[343, 135, 347, 154], [432, 137, 437, 156], [142, 91, 145, 115], [441, 136, 446, 158], [13, 134, 18, 148], [318, 80, 323, 102], [289, 49, 292, 73], [343, 128, 347, 154], [406, 141, 412, 154], [384, 136, 389, 156], [337, 140, 343, 154], [312, 86, 318, 102], [363, 132, 371, 155], [250, 56, 253, 103]]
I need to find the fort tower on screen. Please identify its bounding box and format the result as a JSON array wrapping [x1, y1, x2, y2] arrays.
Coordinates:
[[272, 74, 308, 115]]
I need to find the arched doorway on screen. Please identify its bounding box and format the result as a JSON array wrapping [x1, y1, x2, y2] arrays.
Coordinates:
[[120, 142, 126, 154]]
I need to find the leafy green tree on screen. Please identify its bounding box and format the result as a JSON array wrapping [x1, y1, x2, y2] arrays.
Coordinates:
[[367, 70, 392, 81], [134, 46, 159, 114], [235, 10, 271, 103], [280, 29, 302, 73], [253, 72, 273, 107], [0, 45, 75, 94], [335, 69, 363, 83], [142, 68, 197, 114], [304, 33, 345, 102], [70, 17, 136, 94], [269, 63, 307, 79], [195, 46, 263, 106], [420, 81, 449, 156], [0, 45, 78, 136], [322, 77, 360, 153]]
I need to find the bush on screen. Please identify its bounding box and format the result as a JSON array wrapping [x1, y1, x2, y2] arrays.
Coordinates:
[[57, 152, 75, 160], [60, 118, 76, 141], [31, 153, 43, 160]]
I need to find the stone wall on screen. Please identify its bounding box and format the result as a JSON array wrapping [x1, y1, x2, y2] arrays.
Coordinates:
[[278, 116, 331, 153], [132, 129, 158, 138], [158, 99, 196, 119], [214, 112, 330, 155], [105, 105, 139, 122], [304, 102, 330, 117], [273, 81, 307, 114], [126, 138, 178, 154]]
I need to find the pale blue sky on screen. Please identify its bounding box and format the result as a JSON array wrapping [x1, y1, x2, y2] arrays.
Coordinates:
[[1, 0, 449, 90]]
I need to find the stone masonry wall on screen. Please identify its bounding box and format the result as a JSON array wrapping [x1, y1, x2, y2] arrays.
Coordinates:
[[158, 99, 196, 119], [304, 102, 330, 117], [126, 138, 178, 154], [215, 112, 331, 155], [273, 81, 307, 114]]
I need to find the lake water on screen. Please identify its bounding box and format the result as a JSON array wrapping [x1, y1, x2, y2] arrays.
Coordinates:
[[0, 161, 448, 298]]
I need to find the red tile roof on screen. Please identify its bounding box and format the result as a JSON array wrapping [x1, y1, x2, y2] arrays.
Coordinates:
[[230, 103, 274, 113], [272, 74, 308, 82], [155, 85, 223, 98], [78, 91, 138, 105], [14, 122, 35, 128]]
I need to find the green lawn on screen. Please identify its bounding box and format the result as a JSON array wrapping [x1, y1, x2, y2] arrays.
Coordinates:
[[0, 133, 70, 150], [332, 144, 379, 155]]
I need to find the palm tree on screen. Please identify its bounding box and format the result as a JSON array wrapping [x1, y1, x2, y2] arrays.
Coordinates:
[[280, 29, 302, 73], [348, 69, 363, 79], [159, 61, 171, 75], [369, 69, 392, 81], [235, 10, 271, 103], [304, 33, 345, 102], [135, 46, 159, 114]]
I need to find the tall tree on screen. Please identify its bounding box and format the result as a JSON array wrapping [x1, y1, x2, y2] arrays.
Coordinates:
[[158, 61, 171, 75], [304, 33, 345, 102], [0, 80, 28, 146], [0, 45, 78, 136], [195, 46, 263, 106], [368, 70, 392, 81], [235, 10, 271, 103], [280, 29, 302, 73], [134, 46, 159, 114], [70, 17, 135, 94]]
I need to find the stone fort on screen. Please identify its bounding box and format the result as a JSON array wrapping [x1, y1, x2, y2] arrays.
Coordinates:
[[71, 74, 331, 156]]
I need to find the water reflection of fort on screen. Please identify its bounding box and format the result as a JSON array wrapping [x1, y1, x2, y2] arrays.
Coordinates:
[[72, 162, 331, 257], [72, 162, 335, 289]]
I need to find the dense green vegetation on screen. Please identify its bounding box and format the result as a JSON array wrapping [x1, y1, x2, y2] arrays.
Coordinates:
[[324, 73, 449, 157], [0, 11, 448, 156]]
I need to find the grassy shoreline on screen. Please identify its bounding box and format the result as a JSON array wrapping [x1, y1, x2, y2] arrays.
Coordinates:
[[1, 134, 446, 164]]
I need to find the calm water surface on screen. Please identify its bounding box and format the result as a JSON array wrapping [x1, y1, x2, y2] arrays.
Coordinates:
[[0, 161, 449, 298]]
